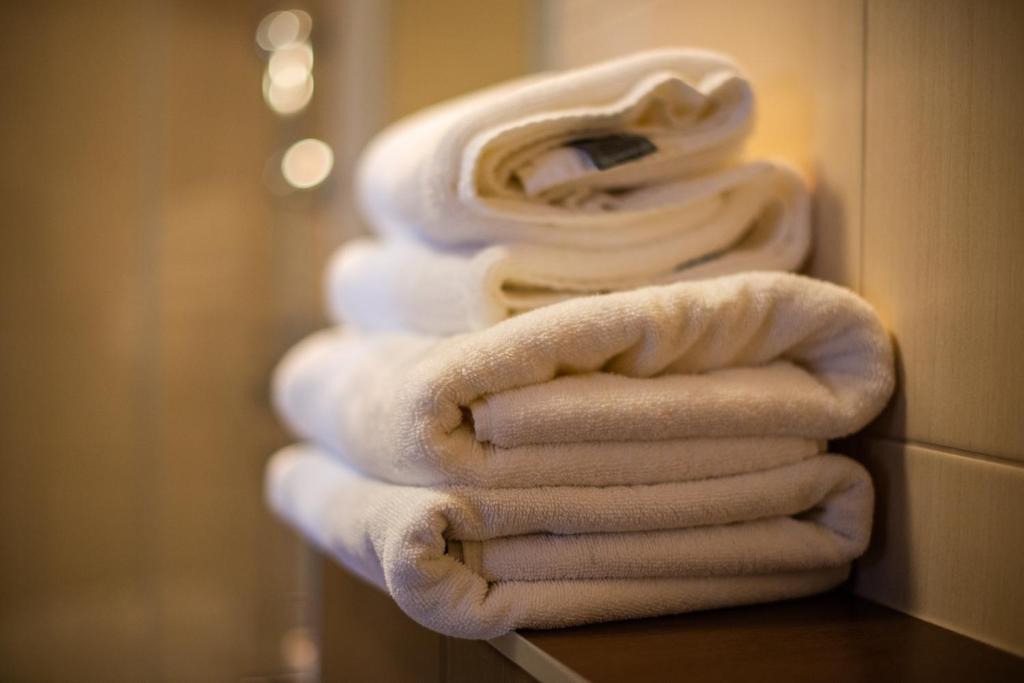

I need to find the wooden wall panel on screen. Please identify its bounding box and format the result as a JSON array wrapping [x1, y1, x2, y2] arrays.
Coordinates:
[[850, 0, 1024, 654], [853, 439, 1024, 656], [861, 0, 1024, 460]]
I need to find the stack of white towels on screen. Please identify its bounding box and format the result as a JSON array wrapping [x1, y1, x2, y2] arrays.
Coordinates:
[[266, 49, 895, 639]]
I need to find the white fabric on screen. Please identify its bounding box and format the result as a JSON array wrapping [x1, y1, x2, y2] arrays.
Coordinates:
[[267, 444, 873, 639], [275, 272, 894, 487], [331, 161, 809, 334], [357, 48, 755, 249]]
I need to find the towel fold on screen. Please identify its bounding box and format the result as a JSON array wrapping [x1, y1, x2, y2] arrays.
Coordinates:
[[358, 48, 755, 249], [332, 161, 809, 334], [274, 272, 894, 487], [268, 444, 873, 639]]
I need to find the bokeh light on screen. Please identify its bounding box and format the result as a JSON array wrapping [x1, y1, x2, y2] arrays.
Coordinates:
[[268, 42, 314, 88], [259, 11, 315, 116], [281, 138, 334, 189], [263, 70, 314, 115], [256, 10, 312, 51]]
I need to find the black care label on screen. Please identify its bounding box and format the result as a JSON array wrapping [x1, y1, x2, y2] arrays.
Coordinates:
[[566, 134, 657, 171]]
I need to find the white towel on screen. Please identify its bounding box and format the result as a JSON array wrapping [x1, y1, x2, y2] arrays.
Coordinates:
[[267, 444, 873, 639], [274, 272, 894, 487], [331, 161, 809, 334], [357, 48, 755, 249]]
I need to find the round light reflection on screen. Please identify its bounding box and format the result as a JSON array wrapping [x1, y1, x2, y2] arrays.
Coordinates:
[[263, 70, 314, 115], [281, 138, 334, 189], [268, 42, 313, 88], [256, 10, 312, 51]]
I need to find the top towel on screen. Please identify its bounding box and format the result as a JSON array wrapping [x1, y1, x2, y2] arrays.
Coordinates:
[[357, 48, 756, 248]]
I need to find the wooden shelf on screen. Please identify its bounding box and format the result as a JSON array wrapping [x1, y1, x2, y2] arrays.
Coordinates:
[[319, 562, 1022, 682], [485, 591, 1023, 683]]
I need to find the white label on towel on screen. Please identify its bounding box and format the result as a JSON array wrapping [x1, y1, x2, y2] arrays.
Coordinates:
[[516, 146, 596, 197], [515, 134, 658, 197]]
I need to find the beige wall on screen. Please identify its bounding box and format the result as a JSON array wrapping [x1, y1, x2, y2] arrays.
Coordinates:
[[852, 0, 1024, 655], [0, 1, 536, 679], [0, 1, 332, 679], [543, 0, 1024, 656], [388, 0, 537, 119]]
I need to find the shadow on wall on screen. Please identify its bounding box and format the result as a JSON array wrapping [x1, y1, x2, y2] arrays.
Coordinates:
[[849, 337, 912, 610], [811, 166, 913, 612]]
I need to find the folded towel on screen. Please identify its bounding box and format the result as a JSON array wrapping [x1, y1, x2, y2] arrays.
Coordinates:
[[332, 161, 809, 334], [274, 272, 894, 487], [358, 48, 755, 249], [267, 444, 873, 639]]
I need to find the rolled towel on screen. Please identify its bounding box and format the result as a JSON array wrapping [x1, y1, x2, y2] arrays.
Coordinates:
[[267, 444, 873, 639], [274, 272, 894, 487], [332, 161, 808, 334], [358, 48, 756, 249]]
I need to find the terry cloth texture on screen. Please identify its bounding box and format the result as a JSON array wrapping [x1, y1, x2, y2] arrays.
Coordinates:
[[274, 272, 894, 488], [344, 49, 815, 334], [267, 444, 872, 639], [331, 161, 808, 334], [357, 48, 756, 248]]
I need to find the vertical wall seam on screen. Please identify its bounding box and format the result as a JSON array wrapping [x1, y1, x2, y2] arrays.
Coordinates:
[[526, 0, 550, 72]]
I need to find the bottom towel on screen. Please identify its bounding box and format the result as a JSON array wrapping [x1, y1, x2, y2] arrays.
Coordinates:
[[267, 445, 873, 639]]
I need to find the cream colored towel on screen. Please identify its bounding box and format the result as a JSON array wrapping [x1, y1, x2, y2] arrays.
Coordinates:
[[332, 161, 809, 334], [274, 272, 894, 487], [267, 444, 873, 639], [358, 48, 754, 249]]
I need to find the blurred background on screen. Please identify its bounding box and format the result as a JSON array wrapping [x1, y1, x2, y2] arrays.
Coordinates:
[[0, 1, 537, 680], [2, 0, 1022, 681]]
